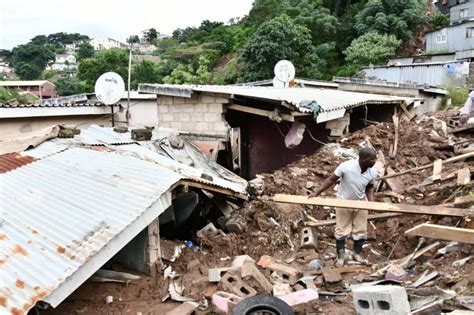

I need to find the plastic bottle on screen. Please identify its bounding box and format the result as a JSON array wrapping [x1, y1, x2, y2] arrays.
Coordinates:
[[185, 240, 200, 252]]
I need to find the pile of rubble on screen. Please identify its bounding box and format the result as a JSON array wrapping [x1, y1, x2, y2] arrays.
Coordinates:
[[46, 110, 473, 314]]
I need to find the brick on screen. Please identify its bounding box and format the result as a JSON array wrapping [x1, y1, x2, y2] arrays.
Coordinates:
[[160, 113, 174, 122], [200, 95, 216, 104], [212, 291, 242, 314], [277, 289, 319, 307], [265, 262, 300, 285], [157, 104, 169, 113], [220, 271, 258, 298], [257, 255, 274, 268], [190, 112, 203, 122], [194, 103, 208, 112], [208, 267, 231, 282], [165, 301, 199, 315], [300, 227, 318, 249], [232, 255, 255, 268], [352, 285, 411, 315], [241, 263, 272, 294]]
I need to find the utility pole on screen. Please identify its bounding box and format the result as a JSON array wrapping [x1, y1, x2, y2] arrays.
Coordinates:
[[127, 48, 132, 125]]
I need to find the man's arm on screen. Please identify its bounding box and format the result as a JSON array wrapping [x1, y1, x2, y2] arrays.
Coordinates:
[[310, 174, 339, 197], [366, 184, 375, 202]]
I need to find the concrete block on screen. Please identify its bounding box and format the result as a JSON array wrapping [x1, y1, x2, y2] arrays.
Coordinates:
[[208, 267, 231, 282], [158, 96, 173, 105], [212, 291, 242, 314], [157, 104, 169, 113], [165, 301, 199, 315], [285, 121, 306, 148], [232, 255, 255, 268], [169, 122, 182, 130], [241, 262, 272, 294], [352, 285, 411, 315], [212, 122, 229, 133], [172, 96, 186, 105], [208, 103, 224, 113], [277, 289, 319, 307], [195, 122, 209, 132], [177, 113, 191, 122], [200, 95, 216, 104], [204, 112, 221, 122], [215, 97, 230, 104], [300, 227, 318, 249], [190, 112, 203, 122], [265, 262, 300, 285], [131, 128, 152, 141], [160, 113, 174, 122], [272, 283, 292, 296], [220, 271, 258, 298], [180, 104, 195, 112], [184, 95, 199, 104], [194, 103, 208, 112]]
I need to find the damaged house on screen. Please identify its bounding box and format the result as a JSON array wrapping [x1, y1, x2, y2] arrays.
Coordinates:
[[138, 84, 417, 178], [0, 125, 248, 315]]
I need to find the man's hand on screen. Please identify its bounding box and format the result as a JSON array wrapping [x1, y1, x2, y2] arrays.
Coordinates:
[[460, 114, 470, 125]]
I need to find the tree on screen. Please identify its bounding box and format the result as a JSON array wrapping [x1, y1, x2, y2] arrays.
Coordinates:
[[428, 13, 450, 31], [131, 61, 163, 89], [11, 43, 55, 79], [77, 49, 128, 92], [344, 32, 402, 66], [355, 0, 426, 42], [76, 42, 95, 60], [241, 14, 323, 81], [54, 77, 80, 96], [163, 56, 211, 84], [127, 35, 140, 44]]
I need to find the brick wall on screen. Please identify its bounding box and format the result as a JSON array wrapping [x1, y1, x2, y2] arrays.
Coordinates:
[[157, 94, 229, 135]]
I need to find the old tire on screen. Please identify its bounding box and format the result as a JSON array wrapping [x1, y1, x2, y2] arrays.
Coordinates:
[[232, 295, 294, 315]]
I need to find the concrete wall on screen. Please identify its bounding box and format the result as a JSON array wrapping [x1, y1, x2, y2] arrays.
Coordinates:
[[0, 115, 113, 136], [157, 94, 229, 136]]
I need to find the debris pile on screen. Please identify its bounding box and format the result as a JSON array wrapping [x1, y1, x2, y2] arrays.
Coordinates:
[[46, 110, 473, 314]]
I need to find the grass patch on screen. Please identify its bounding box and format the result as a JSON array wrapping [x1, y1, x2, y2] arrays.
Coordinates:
[[447, 87, 469, 107]]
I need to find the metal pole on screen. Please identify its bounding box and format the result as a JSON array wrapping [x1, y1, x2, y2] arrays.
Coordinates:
[[127, 48, 132, 125]]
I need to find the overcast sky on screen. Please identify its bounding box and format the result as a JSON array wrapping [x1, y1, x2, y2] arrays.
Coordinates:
[[0, 0, 255, 49]]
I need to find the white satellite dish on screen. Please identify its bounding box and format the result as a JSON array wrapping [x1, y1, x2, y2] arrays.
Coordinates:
[[274, 60, 295, 83], [94, 72, 125, 105], [272, 77, 285, 88]]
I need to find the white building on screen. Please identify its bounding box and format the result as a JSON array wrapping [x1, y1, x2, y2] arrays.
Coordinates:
[[49, 54, 77, 72], [89, 37, 128, 50]]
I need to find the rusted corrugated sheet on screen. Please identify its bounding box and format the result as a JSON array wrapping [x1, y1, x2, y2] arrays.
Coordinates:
[[0, 153, 35, 174]]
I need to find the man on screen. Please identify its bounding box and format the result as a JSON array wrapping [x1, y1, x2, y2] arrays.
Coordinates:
[[460, 90, 474, 125], [311, 147, 378, 267]]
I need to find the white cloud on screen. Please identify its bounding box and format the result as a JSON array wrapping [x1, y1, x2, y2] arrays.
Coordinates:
[[0, 0, 254, 49]]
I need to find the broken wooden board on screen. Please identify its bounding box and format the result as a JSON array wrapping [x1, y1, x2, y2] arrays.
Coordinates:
[[405, 223, 474, 244], [273, 195, 474, 217], [305, 265, 369, 276], [304, 213, 401, 227], [457, 167, 471, 186], [385, 167, 405, 193], [432, 159, 442, 181], [378, 151, 474, 180]]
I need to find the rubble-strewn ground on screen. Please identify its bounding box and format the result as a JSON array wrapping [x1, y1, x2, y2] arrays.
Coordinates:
[[45, 110, 473, 314]]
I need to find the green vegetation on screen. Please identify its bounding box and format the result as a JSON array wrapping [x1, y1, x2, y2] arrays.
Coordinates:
[[428, 13, 450, 31], [0, 87, 38, 104], [4, 0, 433, 93], [447, 87, 469, 107]]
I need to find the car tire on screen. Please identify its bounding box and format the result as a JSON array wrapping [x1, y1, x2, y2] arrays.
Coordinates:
[[232, 295, 294, 315]]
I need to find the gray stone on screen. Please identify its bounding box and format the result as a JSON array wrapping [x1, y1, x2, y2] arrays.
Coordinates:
[[352, 285, 411, 315], [308, 259, 323, 271]]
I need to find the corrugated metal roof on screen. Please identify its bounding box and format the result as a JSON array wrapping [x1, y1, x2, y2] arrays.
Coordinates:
[[0, 102, 106, 108], [0, 147, 182, 314], [73, 125, 136, 146], [138, 84, 408, 114], [0, 81, 52, 87], [0, 153, 35, 174]]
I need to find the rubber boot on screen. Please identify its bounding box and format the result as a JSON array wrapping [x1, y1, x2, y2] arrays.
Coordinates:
[[353, 239, 368, 264], [335, 239, 345, 267]]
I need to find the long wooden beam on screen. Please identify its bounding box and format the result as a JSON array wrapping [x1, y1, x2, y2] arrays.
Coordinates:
[[405, 223, 474, 244], [227, 104, 295, 122], [304, 213, 401, 227], [273, 195, 473, 217], [377, 151, 474, 180]]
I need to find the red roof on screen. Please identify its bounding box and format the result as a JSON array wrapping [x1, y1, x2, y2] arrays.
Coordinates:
[[0, 153, 35, 174]]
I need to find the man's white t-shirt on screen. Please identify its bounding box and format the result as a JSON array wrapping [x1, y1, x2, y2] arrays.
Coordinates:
[[334, 159, 378, 201]]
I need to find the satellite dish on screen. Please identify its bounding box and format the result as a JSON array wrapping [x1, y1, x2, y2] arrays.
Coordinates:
[[272, 77, 285, 88], [274, 60, 295, 83], [94, 72, 125, 105]]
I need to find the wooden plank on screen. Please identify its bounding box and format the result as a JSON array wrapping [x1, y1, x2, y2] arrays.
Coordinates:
[[273, 195, 474, 217], [452, 124, 474, 134], [405, 223, 474, 244], [304, 213, 401, 227], [177, 180, 248, 200], [305, 265, 369, 276], [389, 114, 399, 159], [432, 159, 443, 181], [399, 101, 415, 121], [378, 152, 474, 180], [457, 167, 471, 186], [227, 104, 294, 122], [385, 167, 405, 193]]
